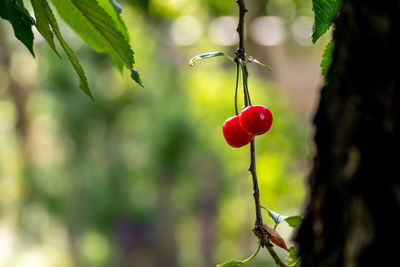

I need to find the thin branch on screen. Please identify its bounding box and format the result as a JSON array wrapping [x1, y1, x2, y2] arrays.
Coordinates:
[[234, 1, 290, 266], [250, 140, 263, 227], [235, 0, 264, 238], [235, 0, 247, 60], [235, 0, 249, 108]]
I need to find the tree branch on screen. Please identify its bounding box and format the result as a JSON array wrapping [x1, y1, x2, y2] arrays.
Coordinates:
[[235, 0, 265, 242], [250, 140, 264, 231], [234, 2, 290, 266], [235, 0, 247, 61]]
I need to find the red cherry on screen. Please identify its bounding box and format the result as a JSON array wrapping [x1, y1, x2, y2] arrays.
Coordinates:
[[222, 115, 254, 148], [239, 105, 273, 135]]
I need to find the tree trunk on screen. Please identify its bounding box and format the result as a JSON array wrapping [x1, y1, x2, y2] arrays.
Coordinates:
[[296, 0, 400, 266]]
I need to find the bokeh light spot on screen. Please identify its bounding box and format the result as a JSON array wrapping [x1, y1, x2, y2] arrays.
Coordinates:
[[150, 0, 200, 17], [81, 232, 110, 266], [0, 224, 14, 261], [292, 16, 313, 46], [250, 16, 286, 46], [170, 16, 203, 46], [209, 16, 239, 46], [0, 100, 16, 132]]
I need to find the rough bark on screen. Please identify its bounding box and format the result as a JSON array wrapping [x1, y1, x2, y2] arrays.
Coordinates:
[[296, 0, 400, 266]]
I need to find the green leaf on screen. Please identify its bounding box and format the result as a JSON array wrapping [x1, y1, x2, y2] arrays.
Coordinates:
[[30, 0, 60, 57], [189, 51, 233, 66], [217, 260, 244, 267], [38, 0, 93, 99], [0, 0, 35, 56], [285, 216, 303, 228], [312, 0, 341, 43], [98, 0, 128, 40], [261, 206, 303, 228], [72, 0, 134, 68], [131, 68, 144, 88], [109, 0, 122, 13], [247, 56, 272, 71], [55, 33, 93, 99], [50, 0, 134, 72], [286, 246, 300, 266], [217, 242, 261, 267], [321, 39, 334, 80]]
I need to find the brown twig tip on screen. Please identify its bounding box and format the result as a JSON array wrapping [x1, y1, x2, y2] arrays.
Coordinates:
[[235, 0, 248, 60], [236, 0, 248, 12]]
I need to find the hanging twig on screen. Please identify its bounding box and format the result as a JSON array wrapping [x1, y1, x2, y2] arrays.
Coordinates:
[[234, 1, 290, 266], [234, 0, 265, 242]]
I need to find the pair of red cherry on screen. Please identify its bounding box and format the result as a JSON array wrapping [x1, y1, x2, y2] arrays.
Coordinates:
[[223, 105, 273, 147]]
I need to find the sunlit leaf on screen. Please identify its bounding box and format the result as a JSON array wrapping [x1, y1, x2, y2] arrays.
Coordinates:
[[50, 0, 133, 72], [109, 0, 122, 13], [31, 0, 60, 57], [40, 0, 93, 99], [247, 56, 272, 71], [189, 51, 233, 66], [321, 39, 334, 80], [217, 260, 244, 267], [0, 0, 35, 55], [98, 0, 128, 40], [312, 0, 341, 43]]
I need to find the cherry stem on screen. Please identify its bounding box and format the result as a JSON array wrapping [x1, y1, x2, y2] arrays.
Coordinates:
[[235, 61, 240, 115], [238, 58, 252, 106]]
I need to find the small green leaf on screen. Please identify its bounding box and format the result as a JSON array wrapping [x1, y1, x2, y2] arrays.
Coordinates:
[[261, 206, 303, 228], [189, 51, 233, 66], [217, 260, 244, 267], [312, 0, 341, 43], [321, 39, 334, 80], [0, 0, 35, 56], [286, 246, 300, 266], [40, 0, 93, 99], [285, 216, 303, 228], [31, 0, 60, 57], [131, 68, 144, 88], [247, 56, 272, 71]]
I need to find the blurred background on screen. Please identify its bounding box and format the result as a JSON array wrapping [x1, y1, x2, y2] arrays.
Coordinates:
[[0, 0, 331, 266]]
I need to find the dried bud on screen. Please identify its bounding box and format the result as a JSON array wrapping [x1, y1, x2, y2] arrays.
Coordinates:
[[263, 224, 288, 251]]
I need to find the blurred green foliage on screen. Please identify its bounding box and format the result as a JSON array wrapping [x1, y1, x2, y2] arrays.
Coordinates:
[[0, 0, 324, 266]]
